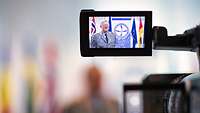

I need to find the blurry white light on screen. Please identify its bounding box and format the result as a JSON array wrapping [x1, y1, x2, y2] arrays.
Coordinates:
[[130, 94, 140, 106]]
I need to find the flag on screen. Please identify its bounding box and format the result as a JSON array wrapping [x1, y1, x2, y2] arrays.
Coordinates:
[[89, 17, 96, 47], [22, 35, 38, 113], [39, 39, 58, 113], [0, 40, 12, 113], [23, 61, 37, 113], [111, 17, 132, 48], [138, 17, 144, 48], [131, 18, 137, 48], [1, 68, 12, 113], [90, 17, 96, 35]]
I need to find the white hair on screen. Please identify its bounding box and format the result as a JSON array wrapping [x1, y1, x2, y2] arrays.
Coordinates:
[[100, 20, 109, 28]]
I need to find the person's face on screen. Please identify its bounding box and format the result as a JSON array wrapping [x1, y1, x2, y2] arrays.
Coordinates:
[[101, 22, 109, 32], [86, 67, 102, 95]]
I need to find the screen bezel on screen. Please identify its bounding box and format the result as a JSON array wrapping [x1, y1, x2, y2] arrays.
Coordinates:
[[80, 10, 152, 56]]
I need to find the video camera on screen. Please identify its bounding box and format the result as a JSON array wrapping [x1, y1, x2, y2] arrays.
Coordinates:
[[79, 9, 200, 113], [124, 25, 200, 113]]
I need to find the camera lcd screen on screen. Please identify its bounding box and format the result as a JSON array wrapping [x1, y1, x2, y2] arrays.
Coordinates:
[[89, 16, 145, 48], [80, 10, 152, 56]]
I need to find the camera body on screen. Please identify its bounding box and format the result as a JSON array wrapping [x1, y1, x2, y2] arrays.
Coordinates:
[[123, 23, 200, 113], [141, 24, 200, 113], [140, 73, 200, 113]]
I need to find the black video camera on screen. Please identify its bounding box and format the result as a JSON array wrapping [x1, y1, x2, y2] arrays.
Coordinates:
[[124, 25, 200, 113], [124, 72, 200, 113], [80, 9, 200, 113]]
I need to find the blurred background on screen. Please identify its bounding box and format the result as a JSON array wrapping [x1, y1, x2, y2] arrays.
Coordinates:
[[0, 0, 199, 113]]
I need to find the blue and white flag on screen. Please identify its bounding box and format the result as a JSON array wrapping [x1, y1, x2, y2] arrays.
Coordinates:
[[110, 17, 132, 48]]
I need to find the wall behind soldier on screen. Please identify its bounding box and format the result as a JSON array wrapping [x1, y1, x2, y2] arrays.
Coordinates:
[[0, 0, 199, 113]]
